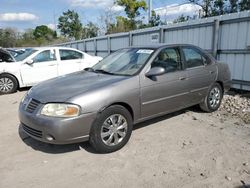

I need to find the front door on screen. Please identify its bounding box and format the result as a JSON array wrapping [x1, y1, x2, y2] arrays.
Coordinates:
[[140, 47, 190, 119], [20, 49, 58, 86]]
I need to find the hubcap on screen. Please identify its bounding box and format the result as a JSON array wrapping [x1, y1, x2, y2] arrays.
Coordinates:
[[209, 87, 221, 108], [101, 114, 128, 146], [0, 78, 14, 93]]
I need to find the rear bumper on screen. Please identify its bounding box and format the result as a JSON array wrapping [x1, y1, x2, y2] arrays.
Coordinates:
[[19, 104, 97, 144]]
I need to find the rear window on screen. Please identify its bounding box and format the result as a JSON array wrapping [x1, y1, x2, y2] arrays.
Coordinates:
[[59, 50, 83, 61]]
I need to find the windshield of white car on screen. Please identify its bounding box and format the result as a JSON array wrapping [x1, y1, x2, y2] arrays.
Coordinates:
[[92, 48, 154, 76], [15, 49, 37, 61]]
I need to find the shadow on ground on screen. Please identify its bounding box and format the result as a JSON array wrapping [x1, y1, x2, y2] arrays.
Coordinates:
[[18, 106, 198, 154]]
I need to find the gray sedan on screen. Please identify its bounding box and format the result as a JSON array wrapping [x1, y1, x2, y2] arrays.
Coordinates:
[[19, 44, 231, 153]]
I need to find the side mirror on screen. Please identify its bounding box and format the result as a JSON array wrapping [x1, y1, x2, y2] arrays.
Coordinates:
[[26, 59, 34, 65], [145, 67, 165, 77]]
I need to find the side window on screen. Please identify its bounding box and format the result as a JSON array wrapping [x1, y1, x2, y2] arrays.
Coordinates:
[[33, 50, 56, 63], [151, 48, 181, 73], [183, 48, 207, 68], [59, 50, 83, 61]]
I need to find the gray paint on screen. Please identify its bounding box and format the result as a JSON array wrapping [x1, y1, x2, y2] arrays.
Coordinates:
[[19, 44, 231, 144], [54, 11, 250, 90]]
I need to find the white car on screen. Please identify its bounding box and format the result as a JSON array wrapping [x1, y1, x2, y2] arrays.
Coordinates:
[[0, 47, 102, 94]]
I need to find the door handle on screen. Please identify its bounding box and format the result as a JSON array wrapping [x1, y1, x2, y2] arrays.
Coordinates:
[[49, 64, 56, 66], [179, 77, 187, 80], [210, 71, 215, 74]]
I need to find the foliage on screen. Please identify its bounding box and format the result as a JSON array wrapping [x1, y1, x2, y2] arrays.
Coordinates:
[[187, 0, 250, 18], [58, 9, 82, 40], [33, 25, 56, 40], [82, 22, 99, 39], [0, 28, 18, 48], [116, 0, 147, 30], [239, 0, 250, 11]]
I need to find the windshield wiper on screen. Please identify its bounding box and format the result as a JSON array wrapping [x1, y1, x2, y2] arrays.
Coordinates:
[[93, 69, 115, 75], [84, 67, 94, 72]]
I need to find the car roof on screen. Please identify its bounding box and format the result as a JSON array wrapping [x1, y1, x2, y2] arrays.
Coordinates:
[[32, 46, 84, 51], [130, 43, 198, 49]]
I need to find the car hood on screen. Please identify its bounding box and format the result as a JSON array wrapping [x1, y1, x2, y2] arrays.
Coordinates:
[[29, 71, 129, 103]]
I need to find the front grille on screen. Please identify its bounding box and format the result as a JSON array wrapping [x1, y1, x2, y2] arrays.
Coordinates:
[[25, 99, 40, 113], [22, 123, 42, 138]]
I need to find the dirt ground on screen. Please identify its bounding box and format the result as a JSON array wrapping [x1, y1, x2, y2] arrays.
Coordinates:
[[0, 90, 249, 188]]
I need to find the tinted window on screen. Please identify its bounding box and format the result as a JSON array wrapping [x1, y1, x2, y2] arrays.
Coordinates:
[[151, 48, 181, 73], [59, 50, 83, 61], [0, 51, 14, 62], [33, 50, 56, 63], [183, 48, 206, 68]]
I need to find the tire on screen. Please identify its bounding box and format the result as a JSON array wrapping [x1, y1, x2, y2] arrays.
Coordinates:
[[89, 105, 133, 153], [199, 83, 223, 112], [0, 74, 18, 94]]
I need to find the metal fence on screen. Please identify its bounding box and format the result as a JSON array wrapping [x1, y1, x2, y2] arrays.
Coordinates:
[[55, 11, 250, 90]]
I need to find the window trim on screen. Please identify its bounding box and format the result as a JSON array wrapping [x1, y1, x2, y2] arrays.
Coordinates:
[[150, 46, 184, 74], [180, 46, 210, 70], [59, 49, 83, 61], [32, 49, 57, 63]]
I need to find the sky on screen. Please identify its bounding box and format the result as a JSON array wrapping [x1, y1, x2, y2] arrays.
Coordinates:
[[0, 0, 202, 32]]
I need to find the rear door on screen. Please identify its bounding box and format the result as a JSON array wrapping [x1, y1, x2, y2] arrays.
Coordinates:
[[140, 47, 190, 119], [58, 49, 83, 76], [20, 49, 58, 85], [181, 46, 217, 105]]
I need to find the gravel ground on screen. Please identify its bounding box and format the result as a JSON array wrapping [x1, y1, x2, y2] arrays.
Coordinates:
[[0, 90, 249, 188]]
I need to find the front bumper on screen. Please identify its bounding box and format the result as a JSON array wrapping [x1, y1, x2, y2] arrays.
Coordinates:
[[19, 101, 97, 144]]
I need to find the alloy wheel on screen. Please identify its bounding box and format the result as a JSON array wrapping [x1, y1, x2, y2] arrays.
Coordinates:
[[101, 114, 128, 146], [209, 87, 221, 108], [0, 77, 14, 93]]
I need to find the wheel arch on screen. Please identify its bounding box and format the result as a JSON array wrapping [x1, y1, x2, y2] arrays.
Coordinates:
[[215, 80, 224, 93], [102, 102, 134, 121]]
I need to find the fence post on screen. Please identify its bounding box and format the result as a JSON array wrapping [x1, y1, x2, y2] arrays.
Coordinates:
[[212, 19, 220, 58], [83, 40, 86, 52], [129, 32, 133, 46], [94, 39, 97, 56], [159, 27, 164, 43], [107, 36, 111, 54]]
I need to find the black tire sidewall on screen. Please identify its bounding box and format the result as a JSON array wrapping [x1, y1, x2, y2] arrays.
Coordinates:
[[0, 74, 18, 94], [90, 105, 133, 153], [206, 83, 223, 112]]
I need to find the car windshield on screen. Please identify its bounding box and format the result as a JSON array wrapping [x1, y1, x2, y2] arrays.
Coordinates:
[[92, 48, 154, 76], [15, 49, 37, 62]]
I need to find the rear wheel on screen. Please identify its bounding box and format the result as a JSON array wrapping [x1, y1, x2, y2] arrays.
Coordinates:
[[89, 105, 133, 153], [0, 74, 18, 94], [199, 83, 223, 112]]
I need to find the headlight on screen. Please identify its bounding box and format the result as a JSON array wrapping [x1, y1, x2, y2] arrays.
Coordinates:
[[41, 103, 80, 117]]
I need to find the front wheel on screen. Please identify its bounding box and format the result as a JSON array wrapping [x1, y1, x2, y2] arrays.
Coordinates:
[[199, 83, 223, 112], [0, 74, 18, 94], [89, 105, 133, 153]]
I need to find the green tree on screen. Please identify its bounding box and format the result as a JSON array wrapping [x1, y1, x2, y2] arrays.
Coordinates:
[[149, 10, 161, 27], [212, 0, 225, 15], [173, 14, 193, 23], [82, 22, 99, 39], [228, 0, 239, 13], [0, 28, 17, 47], [33, 25, 56, 41], [239, 0, 250, 11], [58, 10, 82, 40], [116, 0, 147, 29], [188, 0, 213, 17]]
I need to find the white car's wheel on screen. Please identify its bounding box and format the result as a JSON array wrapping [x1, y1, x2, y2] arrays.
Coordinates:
[[0, 74, 18, 94]]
